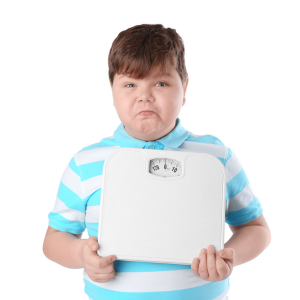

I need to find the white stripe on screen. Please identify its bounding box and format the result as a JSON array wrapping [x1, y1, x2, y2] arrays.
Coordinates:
[[75, 146, 120, 166], [227, 184, 255, 213], [83, 268, 211, 292], [52, 197, 85, 222], [85, 205, 100, 223], [177, 141, 228, 159], [225, 150, 243, 183], [82, 175, 103, 198], [61, 165, 83, 199]]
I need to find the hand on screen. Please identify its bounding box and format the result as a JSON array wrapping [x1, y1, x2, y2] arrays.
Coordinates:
[[81, 236, 117, 283], [191, 245, 235, 282]]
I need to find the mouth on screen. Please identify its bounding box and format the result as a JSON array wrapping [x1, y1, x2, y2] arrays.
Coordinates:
[[138, 110, 155, 115]]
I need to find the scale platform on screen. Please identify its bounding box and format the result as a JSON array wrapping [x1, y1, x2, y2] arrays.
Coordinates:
[[97, 147, 226, 265]]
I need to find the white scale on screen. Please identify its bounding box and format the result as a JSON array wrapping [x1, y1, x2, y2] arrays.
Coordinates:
[[97, 147, 226, 265]]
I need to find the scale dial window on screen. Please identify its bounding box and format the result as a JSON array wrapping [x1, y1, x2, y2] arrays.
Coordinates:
[[149, 158, 182, 177]]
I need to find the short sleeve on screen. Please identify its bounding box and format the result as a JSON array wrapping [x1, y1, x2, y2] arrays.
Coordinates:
[[225, 147, 263, 226], [48, 155, 86, 234]]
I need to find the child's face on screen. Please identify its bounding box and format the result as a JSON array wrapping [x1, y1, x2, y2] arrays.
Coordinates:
[[111, 65, 189, 141]]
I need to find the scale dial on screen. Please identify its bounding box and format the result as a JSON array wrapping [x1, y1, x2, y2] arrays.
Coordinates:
[[149, 158, 182, 177]]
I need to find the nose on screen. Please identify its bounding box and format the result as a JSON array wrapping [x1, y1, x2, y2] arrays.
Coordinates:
[[137, 86, 155, 102]]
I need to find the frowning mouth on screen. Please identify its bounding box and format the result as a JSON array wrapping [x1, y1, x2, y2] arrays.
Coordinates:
[[138, 110, 154, 115]]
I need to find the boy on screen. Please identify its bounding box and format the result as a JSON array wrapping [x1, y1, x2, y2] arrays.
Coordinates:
[[43, 24, 271, 300]]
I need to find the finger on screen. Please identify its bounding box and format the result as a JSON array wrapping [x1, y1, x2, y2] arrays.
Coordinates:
[[95, 269, 115, 279], [216, 251, 230, 278], [86, 260, 115, 274], [198, 248, 209, 279], [219, 248, 235, 261], [206, 245, 218, 279], [86, 236, 99, 252], [89, 269, 116, 283], [99, 255, 117, 268], [191, 257, 200, 276], [219, 248, 235, 273], [87, 254, 116, 270], [85, 250, 116, 269]]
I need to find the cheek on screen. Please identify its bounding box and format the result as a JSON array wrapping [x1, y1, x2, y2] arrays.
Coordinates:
[[114, 100, 132, 116], [165, 89, 181, 101]]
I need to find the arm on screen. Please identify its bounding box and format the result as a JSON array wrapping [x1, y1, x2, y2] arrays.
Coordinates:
[[43, 225, 85, 269], [224, 213, 271, 267]]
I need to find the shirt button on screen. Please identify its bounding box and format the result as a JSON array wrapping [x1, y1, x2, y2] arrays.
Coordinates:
[[149, 146, 154, 149]]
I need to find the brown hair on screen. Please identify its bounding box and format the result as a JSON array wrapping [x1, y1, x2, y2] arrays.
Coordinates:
[[108, 24, 188, 88]]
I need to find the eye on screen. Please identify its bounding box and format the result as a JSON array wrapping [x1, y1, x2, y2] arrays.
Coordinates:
[[125, 82, 167, 88], [125, 84, 135, 88], [157, 82, 167, 87]]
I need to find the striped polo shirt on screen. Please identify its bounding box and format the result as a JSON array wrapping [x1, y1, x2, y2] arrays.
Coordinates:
[[48, 117, 263, 300]]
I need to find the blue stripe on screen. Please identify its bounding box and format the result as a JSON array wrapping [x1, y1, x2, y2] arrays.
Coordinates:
[[225, 197, 263, 226], [86, 222, 98, 237], [226, 169, 249, 199], [114, 260, 192, 272], [226, 148, 233, 160], [57, 181, 85, 212], [80, 161, 105, 181], [86, 189, 101, 206], [84, 278, 229, 300], [48, 212, 85, 234], [218, 157, 226, 167], [101, 138, 119, 147]]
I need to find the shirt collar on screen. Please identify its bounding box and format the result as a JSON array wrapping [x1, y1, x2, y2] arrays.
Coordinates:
[[113, 117, 189, 149]]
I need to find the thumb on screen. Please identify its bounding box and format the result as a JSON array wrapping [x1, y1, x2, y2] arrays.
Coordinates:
[[106, 255, 117, 265], [219, 248, 235, 260], [87, 236, 99, 252]]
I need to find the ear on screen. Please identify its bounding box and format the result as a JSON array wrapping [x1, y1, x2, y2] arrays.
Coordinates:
[[184, 78, 189, 95], [182, 78, 188, 106]]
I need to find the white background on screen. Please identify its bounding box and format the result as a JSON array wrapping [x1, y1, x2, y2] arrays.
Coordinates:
[[1, 1, 299, 299]]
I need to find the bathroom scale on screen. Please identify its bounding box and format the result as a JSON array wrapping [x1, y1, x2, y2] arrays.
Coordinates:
[[97, 147, 226, 265]]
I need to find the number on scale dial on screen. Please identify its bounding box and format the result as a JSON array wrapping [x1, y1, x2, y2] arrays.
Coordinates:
[[149, 158, 182, 177]]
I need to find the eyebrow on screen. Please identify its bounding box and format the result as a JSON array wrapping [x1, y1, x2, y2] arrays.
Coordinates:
[[118, 73, 173, 79]]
